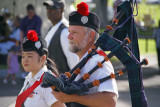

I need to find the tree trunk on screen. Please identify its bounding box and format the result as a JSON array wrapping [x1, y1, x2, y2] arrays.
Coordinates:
[[93, 0, 108, 28], [64, 0, 73, 20]]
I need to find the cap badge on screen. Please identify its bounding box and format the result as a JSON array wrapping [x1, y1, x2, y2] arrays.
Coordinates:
[[35, 41, 41, 49], [81, 16, 88, 24]]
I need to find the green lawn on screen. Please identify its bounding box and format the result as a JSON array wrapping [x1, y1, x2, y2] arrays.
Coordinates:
[[138, 38, 156, 55], [135, 2, 160, 27], [105, 38, 156, 54], [0, 64, 7, 69], [106, 38, 156, 62]]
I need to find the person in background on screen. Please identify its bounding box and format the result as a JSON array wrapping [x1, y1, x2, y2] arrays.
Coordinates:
[[51, 2, 118, 107], [1, 8, 14, 32], [153, 20, 160, 71], [43, 0, 78, 74], [9, 16, 22, 46], [15, 30, 65, 107], [10, 15, 27, 83], [0, 15, 21, 52], [0, 15, 11, 65], [20, 4, 42, 46], [3, 45, 19, 85]]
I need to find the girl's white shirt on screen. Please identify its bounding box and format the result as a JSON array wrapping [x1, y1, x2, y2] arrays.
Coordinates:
[[19, 65, 57, 107]]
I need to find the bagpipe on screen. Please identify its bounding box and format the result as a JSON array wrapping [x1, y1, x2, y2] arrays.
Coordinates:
[[42, 1, 148, 107]]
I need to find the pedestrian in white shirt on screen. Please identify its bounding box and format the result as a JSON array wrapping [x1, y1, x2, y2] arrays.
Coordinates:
[[15, 30, 65, 107], [43, 0, 79, 74]]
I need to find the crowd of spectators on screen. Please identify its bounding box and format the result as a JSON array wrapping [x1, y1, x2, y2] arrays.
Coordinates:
[[0, 4, 42, 84]]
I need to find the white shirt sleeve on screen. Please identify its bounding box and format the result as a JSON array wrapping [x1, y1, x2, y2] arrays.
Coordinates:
[[60, 28, 79, 69], [97, 61, 118, 95], [43, 87, 58, 106], [79, 55, 118, 96]]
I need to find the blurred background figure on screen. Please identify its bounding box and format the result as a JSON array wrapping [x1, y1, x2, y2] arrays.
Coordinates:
[[11, 16, 26, 83], [0, 13, 12, 65], [9, 15, 22, 50], [1, 8, 14, 32], [0, 8, 11, 41], [153, 20, 160, 71], [3, 45, 19, 85], [0, 15, 21, 65], [43, 0, 78, 74], [20, 4, 42, 46]]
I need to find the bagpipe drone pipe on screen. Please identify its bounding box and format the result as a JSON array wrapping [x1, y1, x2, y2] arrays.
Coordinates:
[[41, 57, 148, 94], [41, 1, 148, 107]]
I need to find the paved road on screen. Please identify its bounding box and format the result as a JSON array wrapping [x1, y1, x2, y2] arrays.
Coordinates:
[[117, 67, 160, 107], [0, 54, 160, 107], [0, 78, 23, 107], [116, 54, 160, 107]]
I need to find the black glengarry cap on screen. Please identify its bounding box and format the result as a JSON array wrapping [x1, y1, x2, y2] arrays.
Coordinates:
[[69, 2, 100, 33], [23, 30, 48, 53]]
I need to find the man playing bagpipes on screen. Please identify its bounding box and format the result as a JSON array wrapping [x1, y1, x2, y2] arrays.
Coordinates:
[[49, 2, 118, 107], [41, 1, 149, 107]]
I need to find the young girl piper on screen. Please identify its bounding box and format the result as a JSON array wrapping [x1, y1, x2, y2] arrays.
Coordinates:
[[15, 30, 65, 107]]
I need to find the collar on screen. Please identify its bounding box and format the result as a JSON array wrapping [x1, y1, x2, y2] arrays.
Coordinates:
[[80, 51, 88, 61], [52, 20, 62, 28], [25, 65, 48, 81], [52, 18, 69, 27], [80, 48, 101, 60]]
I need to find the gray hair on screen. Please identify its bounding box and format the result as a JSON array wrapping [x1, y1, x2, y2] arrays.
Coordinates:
[[85, 27, 99, 42]]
